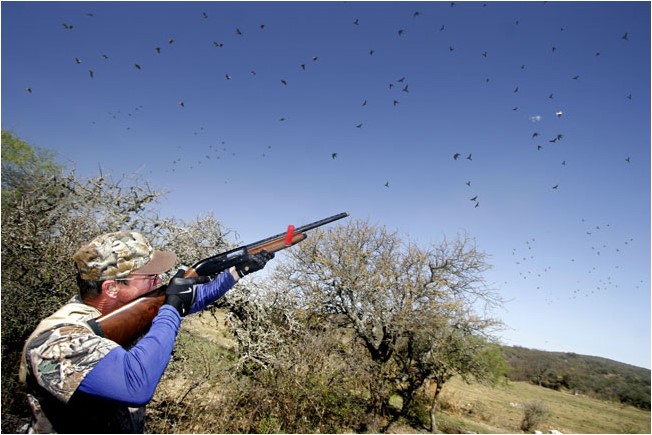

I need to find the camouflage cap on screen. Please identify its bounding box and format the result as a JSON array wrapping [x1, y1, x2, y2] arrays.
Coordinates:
[[72, 231, 176, 281]]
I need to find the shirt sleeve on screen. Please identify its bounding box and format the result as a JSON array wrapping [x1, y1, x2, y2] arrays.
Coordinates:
[[77, 305, 181, 406], [189, 270, 237, 314]]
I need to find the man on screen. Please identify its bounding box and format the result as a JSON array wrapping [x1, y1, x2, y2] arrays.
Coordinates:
[[19, 231, 273, 433]]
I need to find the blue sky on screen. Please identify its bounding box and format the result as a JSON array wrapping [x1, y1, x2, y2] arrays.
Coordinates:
[[2, 1, 650, 369]]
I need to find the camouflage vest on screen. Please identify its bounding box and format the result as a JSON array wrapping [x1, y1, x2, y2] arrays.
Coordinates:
[[19, 297, 145, 433]]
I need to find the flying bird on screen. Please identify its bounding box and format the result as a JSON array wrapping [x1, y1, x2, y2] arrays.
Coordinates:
[[168, 39, 174, 44], [453, 153, 461, 160], [179, 101, 185, 108], [134, 63, 141, 70], [466, 153, 472, 160], [225, 74, 231, 80], [353, 18, 359, 25], [622, 32, 629, 41], [556, 111, 563, 118], [470, 195, 478, 202], [356, 123, 363, 128], [552, 184, 559, 189], [155, 47, 161, 54], [384, 181, 390, 188], [331, 153, 338, 159], [89, 70, 94, 78], [281, 79, 287, 85], [62, 23, 74, 29], [398, 29, 405, 36], [25, 87, 32, 93]]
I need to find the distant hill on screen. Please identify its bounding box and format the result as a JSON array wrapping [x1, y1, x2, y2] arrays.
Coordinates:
[[501, 345, 651, 410]]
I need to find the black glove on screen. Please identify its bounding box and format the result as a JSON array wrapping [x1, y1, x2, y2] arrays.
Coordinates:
[[164, 270, 210, 317], [236, 251, 275, 278]]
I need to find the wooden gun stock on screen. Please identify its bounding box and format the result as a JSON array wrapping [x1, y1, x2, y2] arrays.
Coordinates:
[[89, 212, 348, 346]]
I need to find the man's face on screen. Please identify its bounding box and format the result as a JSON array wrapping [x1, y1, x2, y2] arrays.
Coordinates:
[[115, 274, 162, 304]]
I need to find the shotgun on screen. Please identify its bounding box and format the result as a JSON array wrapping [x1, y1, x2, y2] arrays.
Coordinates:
[[87, 212, 349, 345]]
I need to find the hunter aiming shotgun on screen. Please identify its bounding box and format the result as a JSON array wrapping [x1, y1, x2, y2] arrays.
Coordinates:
[[87, 212, 349, 345]]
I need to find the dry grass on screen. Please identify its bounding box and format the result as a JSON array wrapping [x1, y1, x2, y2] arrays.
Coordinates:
[[438, 376, 651, 434]]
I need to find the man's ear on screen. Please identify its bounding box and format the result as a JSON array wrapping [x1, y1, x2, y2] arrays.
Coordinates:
[[101, 280, 120, 299]]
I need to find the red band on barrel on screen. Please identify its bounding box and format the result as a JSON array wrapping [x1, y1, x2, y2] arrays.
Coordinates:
[[285, 225, 295, 245]]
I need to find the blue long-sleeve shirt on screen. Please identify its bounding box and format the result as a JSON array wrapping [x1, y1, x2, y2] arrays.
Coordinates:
[[77, 271, 236, 406]]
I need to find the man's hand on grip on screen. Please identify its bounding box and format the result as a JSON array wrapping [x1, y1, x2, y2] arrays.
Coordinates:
[[164, 270, 210, 316], [236, 251, 275, 278]]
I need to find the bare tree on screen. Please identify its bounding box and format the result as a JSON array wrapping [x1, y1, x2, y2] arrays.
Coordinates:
[[272, 219, 504, 417]]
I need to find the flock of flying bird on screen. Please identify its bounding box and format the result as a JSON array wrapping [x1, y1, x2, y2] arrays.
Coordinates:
[[19, 4, 643, 308]]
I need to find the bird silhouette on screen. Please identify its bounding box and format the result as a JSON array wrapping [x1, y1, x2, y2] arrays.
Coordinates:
[[236, 28, 242, 35], [225, 74, 231, 80], [155, 47, 161, 54], [332, 153, 338, 159], [466, 153, 472, 160], [353, 18, 359, 25], [26, 87, 32, 93], [75, 57, 81, 64], [552, 184, 559, 189], [453, 153, 461, 160], [281, 79, 287, 85], [89, 70, 94, 78], [202, 12, 208, 19], [362, 100, 367, 106], [134, 64, 142, 70], [622, 32, 629, 41], [572, 75, 579, 80], [179, 101, 185, 108], [398, 29, 405, 36], [62, 23, 73, 29], [384, 181, 389, 188], [556, 111, 563, 118], [470, 195, 478, 201], [356, 123, 363, 128]]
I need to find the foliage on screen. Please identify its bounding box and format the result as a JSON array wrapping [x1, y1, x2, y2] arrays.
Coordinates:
[[502, 345, 651, 410]]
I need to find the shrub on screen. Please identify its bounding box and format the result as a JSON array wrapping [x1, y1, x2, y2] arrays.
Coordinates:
[[520, 401, 550, 432]]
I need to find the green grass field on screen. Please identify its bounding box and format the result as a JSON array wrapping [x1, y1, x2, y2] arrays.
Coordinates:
[[435, 376, 650, 434]]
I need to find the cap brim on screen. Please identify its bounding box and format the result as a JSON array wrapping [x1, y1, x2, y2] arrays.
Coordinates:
[[131, 251, 177, 275]]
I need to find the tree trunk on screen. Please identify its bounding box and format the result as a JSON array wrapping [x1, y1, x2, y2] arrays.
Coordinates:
[[429, 381, 443, 433]]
